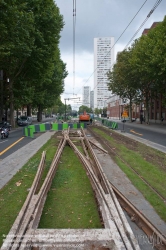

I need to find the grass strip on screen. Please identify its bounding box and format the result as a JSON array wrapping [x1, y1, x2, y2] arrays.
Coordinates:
[[116, 158, 166, 221], [91, 127, 166, 222], [0, 135, 103, 247], [39, 144, 103, 229], [0, 137, 57, 247]]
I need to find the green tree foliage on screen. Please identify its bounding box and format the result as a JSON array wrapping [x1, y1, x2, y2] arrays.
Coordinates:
[[107, 17, 166, 123], [145, 17, 166, 108], [130, 20, 166, 123], [94, 108, 102, 116], [0, 0, 35, 124], [131, 37, 158, 123], [107, 47, 139, 121], [78, 105, 92, 114], [0, 0, 67, 125]]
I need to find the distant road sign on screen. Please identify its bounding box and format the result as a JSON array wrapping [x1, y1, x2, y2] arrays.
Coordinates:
[[122, 111, 128, 118]]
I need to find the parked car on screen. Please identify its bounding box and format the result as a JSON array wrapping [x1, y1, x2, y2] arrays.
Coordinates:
[[17, 116, 33, 126], [0, 121, 11, 131]]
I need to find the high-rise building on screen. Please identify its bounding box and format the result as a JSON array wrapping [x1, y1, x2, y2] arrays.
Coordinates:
[[94, 37, 114, 109], [90, 90, 94, 109], [83, 86, 90, 107]]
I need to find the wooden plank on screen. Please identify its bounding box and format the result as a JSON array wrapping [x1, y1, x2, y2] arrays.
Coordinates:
[[28, 229, 119, 249]]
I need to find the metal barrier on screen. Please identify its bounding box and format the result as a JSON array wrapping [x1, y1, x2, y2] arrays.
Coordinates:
[[95, 117, 118, 129], [23, 122, 87, 138]]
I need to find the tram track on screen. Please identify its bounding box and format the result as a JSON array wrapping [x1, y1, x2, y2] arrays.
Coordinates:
[[2, 128, 141, 250], [1, 127, 166, 249], [87, 125, 166, 204], [110, 183, 166, 250], [87, 125, 166, 249]]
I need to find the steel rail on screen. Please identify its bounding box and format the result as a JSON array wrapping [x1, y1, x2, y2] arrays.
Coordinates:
[[67, 138, 130, 249], [87, 126, 166, 250], [6, 136, 67, 250], [2, 128, 147, 250], [88, 126, 166, 203], [1, 151, 46, 250], [111, 182, 166, 250], [17, 136, 68, 250], [81, 129, 140, 250], [66, 135, 140, 250], [88, 139, 108, 154], [81, 128, 109, 195]]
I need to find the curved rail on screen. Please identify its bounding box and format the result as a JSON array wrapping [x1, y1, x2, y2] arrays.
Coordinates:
[[3, 128, 165, 249], [87, 126, 166, 250]]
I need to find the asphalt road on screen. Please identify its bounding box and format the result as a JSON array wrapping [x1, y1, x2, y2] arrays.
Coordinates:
[[116, 121, 166, 147], [0, 118, 54, 160], [0, 118, 166, 160], [0, 128, 34, 160]]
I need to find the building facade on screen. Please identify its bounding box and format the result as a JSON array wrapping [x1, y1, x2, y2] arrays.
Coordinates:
[[90, 90, 94, 109], [94, 37, 114, 109], [106, 19, 166, 124], [83, 86, 90, 108], [107, 94, 166, 124]]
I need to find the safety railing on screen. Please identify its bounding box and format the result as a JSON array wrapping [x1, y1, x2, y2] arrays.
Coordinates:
[[23, 122, 87, 138], [95, 117, 118, 129]]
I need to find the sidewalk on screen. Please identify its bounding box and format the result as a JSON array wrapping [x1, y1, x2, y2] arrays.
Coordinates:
[[0, 131, 55, 190], [105, 119, 166, 153], [112, 118, 166, 132], [93, 146, 166, 238]]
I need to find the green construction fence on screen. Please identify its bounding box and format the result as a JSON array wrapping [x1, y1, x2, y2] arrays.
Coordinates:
[[23, 122, 87, 138], [94, 117, 118, 129]]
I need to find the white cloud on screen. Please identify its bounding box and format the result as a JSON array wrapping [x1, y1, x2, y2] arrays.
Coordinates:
[[61, 51, 94, 100], [56, 0, 166, 107]]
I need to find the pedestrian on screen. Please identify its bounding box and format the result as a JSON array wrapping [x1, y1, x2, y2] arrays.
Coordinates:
[[140, 115, 143, 124], [161, 116, 164, 125]]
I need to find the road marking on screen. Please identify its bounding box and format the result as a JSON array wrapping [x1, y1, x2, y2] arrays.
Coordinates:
[[130, 129, 143, 136], [0, 137, 24, 156]]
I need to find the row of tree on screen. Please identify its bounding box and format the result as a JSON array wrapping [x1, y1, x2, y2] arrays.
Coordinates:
[[0, 0, 68, 126], [44, 101, 73, 117], [107, 17, 166, 123], [78, 105, 107, 115]]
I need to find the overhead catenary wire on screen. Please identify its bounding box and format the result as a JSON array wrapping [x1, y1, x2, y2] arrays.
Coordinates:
[[125, 0, 163, 49], [95, 0, 163, 94], [75, 0, 148, 97], [73, 0, 76, 96], [73, 0, 163, 107]]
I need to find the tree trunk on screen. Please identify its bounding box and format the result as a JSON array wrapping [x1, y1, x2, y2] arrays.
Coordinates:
[[129, 99, 132, 122], [0, 80, 3, 122], [145, 92, 150, 125], [9, 81, 15, 127], [37, 105, 43, 122], [27, 104, 31, 116]]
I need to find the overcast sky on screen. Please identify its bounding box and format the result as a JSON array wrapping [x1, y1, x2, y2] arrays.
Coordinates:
[[55, 0, 166, 109]]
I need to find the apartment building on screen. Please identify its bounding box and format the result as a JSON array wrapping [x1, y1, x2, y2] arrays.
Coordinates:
[[83, 86, 90, 108], [94, 37, 114, 109], [90, 90, 94, 109]]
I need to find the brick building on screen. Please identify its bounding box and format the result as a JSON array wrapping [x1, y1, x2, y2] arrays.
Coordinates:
[[107, 19, 166, 123]]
